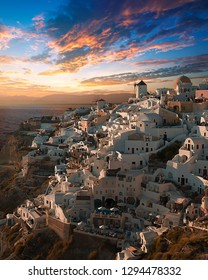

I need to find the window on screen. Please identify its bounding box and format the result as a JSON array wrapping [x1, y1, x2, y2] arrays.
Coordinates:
[[132, 162, 136, 165], [178, 178, 180, 182], [199, 169, 201, 174], [146, 143, 148, 146]]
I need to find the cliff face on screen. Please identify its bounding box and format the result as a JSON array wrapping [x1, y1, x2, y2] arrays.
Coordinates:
[[0, 132, 33, 165], [0, 131, 49, 214], [0, 225, 117, 260]]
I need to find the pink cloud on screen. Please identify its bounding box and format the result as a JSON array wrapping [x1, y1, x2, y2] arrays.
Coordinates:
[[0, 25, 20, 49], [32, 14, 45, 31]]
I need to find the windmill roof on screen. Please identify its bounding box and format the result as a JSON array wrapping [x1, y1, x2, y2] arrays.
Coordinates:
[[137, 80, 146, 86]]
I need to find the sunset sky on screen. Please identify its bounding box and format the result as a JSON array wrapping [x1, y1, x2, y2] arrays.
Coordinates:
[[0, 0, 208, 100]]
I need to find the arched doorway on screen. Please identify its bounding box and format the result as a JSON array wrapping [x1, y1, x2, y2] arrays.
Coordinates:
[[105, 198, 115, 208], [94, 199, 102, 209]]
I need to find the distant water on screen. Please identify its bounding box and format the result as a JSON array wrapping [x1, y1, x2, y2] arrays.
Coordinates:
[[0, 105, 69, 148]]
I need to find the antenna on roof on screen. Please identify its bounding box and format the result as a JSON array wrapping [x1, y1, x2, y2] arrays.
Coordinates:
[[134, 81, 137, 95], [93, 95, 100, 104]]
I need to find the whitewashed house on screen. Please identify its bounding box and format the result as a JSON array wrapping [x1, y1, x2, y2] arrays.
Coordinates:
[[31, 134, 49, 148], [165, 136, 208, 194]]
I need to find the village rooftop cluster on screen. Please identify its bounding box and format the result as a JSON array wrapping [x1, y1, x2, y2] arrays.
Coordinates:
[[3, 75, 208, 260]]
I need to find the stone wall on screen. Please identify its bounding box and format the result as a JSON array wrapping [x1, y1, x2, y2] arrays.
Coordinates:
[[47, 213, 72, 240]]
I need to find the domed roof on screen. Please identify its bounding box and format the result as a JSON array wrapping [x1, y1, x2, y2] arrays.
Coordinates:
[[174, 75, 192, 89]]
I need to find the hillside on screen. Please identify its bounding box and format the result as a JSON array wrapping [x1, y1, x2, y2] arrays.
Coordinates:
[[145, 227, 208, 260], [0, 92, 134, 107], [0, 225, 118, 260]]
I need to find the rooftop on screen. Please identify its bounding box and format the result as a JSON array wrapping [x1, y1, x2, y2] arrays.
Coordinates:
[[136, 80, 147, 86]]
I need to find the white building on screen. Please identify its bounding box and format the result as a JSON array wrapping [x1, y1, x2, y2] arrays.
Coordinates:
[[31, 134, 49, 148], [174, 75, 195, 100], [125, 133, 163, 154], [165, 136, 208, 194], [92, 168, 144, 207]]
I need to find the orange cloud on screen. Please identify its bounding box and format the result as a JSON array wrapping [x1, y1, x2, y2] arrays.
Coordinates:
[[46, 19, 114, 72], [0, 55, 16, 64], [0, 76, 9, 82], [38, 69, 67, 76], [82, 78, 128, 87], [118, 18, 138, 27], [122, 0, 195, 17], [48, 19, 109, 53]]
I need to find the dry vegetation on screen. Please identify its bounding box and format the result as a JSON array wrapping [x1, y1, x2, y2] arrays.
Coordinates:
[[145, 227, 208, 260], [1, 223, 118, 260], [149, 141, 182, 166]]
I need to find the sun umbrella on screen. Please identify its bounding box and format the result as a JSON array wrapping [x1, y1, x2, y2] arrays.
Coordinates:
[[99, 225, 107, 229], [110, 207, 119, 212], [98, 206, 106, 211]]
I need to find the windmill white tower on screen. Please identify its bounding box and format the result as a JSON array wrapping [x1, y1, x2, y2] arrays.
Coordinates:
[[134, 80, 147, 99]]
